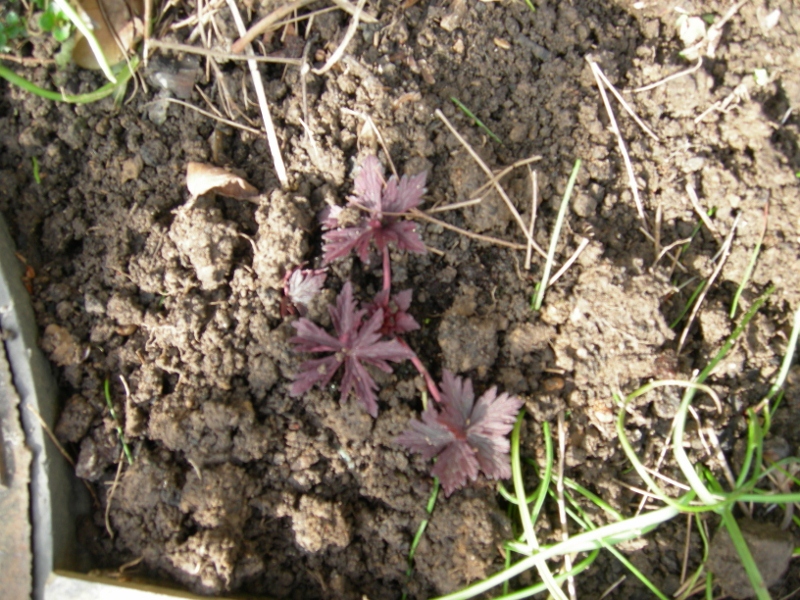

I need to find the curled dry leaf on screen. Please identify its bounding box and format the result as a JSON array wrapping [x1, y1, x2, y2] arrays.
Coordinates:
[[73, 0, 144, 70], [186, 162, 260, 200]]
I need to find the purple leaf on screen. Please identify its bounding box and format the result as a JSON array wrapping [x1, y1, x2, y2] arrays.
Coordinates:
[[322, 155, 428, 264], [365, 289, 420, 338], [285, 267, 327, 314], [396, 371, 524, 496], [289, 282, 415, 417]]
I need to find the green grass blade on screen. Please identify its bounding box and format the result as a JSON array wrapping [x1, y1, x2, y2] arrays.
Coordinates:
[[719, 508, 771, 600], [532, 159, 581, 310], [670, 279, 706, 329], [53, 0, 117, 83], [103, 378, 133, 465], [450, 97, 503, 144], [0, 55, 138, 103]]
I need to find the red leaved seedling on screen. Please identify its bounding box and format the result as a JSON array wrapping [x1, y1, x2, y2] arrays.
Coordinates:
[[322, 155, 427, 264], [282, 266, 327, 316], [289, 282, 415, 417], [396, 371, 524, 496]]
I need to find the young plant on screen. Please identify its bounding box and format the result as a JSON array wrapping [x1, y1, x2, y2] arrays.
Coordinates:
[[322, 155, 426, 271], [396, 371, 524, 496], [289, 281, 414, 417]]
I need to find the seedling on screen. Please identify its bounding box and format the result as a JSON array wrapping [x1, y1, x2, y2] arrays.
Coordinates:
[[103, 379, 133, 466], [396, 371, 524, 497], [289, 155, 524, 496]]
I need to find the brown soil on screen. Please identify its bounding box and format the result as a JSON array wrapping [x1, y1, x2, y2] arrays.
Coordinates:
[[2, 0, 799, 598]]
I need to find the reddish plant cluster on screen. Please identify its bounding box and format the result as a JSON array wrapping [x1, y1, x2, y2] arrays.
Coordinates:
[[286, 155, 523, 496]]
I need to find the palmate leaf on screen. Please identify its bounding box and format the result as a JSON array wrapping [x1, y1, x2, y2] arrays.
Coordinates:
[[289, 282, 414, 417], [322, 155, 427, 264], [396, 371, 524, 496]]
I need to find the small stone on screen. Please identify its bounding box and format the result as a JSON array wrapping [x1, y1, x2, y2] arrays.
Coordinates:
[[120, 156, 143, 183]]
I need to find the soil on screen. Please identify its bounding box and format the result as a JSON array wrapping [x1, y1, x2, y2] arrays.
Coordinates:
[[1, 0, 799, 598]]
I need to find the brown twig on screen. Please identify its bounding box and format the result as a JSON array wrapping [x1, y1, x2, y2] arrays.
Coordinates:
[[24, 404, 101, 507], [677, 213, 740, 353], [435, 109, 547, 258], [410, 208, 527, 251], [524, 168, 538, 270], [312, 0, 366, 75], [588, 58, 647, 226], [231, 0, 377, 53], [149, 39, 303, 64]]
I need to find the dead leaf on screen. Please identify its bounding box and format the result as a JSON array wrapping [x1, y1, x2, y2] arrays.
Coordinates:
[[186, 162, 260, 200], [73, 0, 144, 70]]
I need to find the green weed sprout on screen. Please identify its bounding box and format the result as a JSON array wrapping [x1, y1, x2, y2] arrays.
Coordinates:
[[103, 378, 133, 465], [616, 285, 800, 600], [436, 285, 799, 600], [451, 97, 503, 145]]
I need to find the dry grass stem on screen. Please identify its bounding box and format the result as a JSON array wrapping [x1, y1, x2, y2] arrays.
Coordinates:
[[226, 0, 288, 186], [680, 513, 692, 585], [588, 59, 647, 226], [340, 108, 398, 177], [591, 65, 659, 141], [410, 208, 527, 251], [556, 411, 577, 600], [598, 576, 626, 600], [149, 39, 302, 64], [685, 183, 718, 236], [0, 53, 55, 65], [144, 0, 152, 64], [426, 198, 484, 214], [434, 109, 547, 258], [548, 237, 589, 286], [469, 155, 543, 201], [677, 213, 740, 353], [653, 202, 662, 260], [630, 57, 703, 93], [429, 155, 542, 214], [105, 453, 126, 539], [639, 227, 688, 272], [695, 83, 749, 124], [312, 0, 366, 75], [24, 404, 101, 507], [524, 168, 538, 270], [641, 465, 692, 491], [231, 0, 316, 53], [162, 98, 263, 135]]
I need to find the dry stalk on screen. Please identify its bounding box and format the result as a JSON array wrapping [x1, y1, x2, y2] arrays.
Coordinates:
[[685, 182, 719, 236], [434, 109, 547, 258], [677, 213, 740, 353], [588, 58, 647, 226], [105, 453, 126, 539], [410, 209, 527, 251], [548, 237, 589, 285], [162, 98, 263, 135], [226, 0, 288, 186], [556, 411, 577, 600], [629, 57, 703, 93], [149, 39, 302, 64], [591, 65, 659, 141], [312, 0, 366, 75], [524, 168, 538, 270]]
